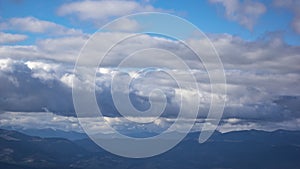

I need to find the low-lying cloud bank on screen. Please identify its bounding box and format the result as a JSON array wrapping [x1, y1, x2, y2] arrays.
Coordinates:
[[1, 111, 300, 134]]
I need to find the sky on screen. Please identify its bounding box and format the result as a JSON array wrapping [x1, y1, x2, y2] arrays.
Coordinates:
[[0, 0, 300, 134]]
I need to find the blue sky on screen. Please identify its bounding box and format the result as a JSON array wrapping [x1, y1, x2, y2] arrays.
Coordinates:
[[0, 0, 299, 45], [0, 0, 300, 134]]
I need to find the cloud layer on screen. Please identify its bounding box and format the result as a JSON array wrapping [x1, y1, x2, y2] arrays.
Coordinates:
[[1, 111, 300, 135], [0, 1, 299, 133]]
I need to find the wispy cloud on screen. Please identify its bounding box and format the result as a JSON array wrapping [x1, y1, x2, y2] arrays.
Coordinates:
[[273, 0, 300, 34], [0, 32, 27, 44], [57, 0, 159, 23], [209, 0, 266, 30], [0, 16, 83, 36]]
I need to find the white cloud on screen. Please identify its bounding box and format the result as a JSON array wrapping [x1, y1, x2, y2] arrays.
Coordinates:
[[189, 34, 300, 74], [0, 58, 16, 72], [0, 45, 40, 59], [209, 0, 266, 30], [218, 118, 300, 133], [0, 112, 83, 132], [107, 18, 141, 32], [57, 0, 157, 22], [0, 32, 27, 44], [25, 61, 63, 81], [0, 32, 186, 64], [0, 35, 88, 62], [60, 73, 77, 88], [0, 16, 83, 35], [35, 35, 89, 61]]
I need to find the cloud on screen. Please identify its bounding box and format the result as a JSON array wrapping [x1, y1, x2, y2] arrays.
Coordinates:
[[1, 111, 300, 135], [0, 112, 83, 132], [209, 0, 266, 30], [0, 111, 170, 134], [0, 31, 299, 131], [0, 32, 27, 44], [57, 0, 158, 22], [0, 32, 195, 64], [0, 0, 298, 135], [190, 33, 300, 74], [0, 56, 299, 124], [218, 117, 300, 133], [0, 59, 74, 115], [107, 18, 141, 32], [0, 16, 83, 36], [273, 0, 300, 34], [0, 35, 88, 62]]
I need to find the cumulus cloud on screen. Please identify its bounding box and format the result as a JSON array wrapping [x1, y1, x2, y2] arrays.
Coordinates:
[[273, 0, 300, 34], [209, 0, 266, 30], [0, 32, 27, 44], [0, 16, 83, 36], [0, 59, 74, 115]]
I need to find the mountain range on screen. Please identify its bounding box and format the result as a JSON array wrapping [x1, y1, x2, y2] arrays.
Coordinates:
[[1, 128, 300, 169]]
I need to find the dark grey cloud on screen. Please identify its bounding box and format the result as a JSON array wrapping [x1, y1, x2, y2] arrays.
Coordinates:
[[0, 60, 74, 115]]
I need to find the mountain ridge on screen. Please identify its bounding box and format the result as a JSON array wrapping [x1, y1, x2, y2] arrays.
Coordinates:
[[1, 128, 300, 169]]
